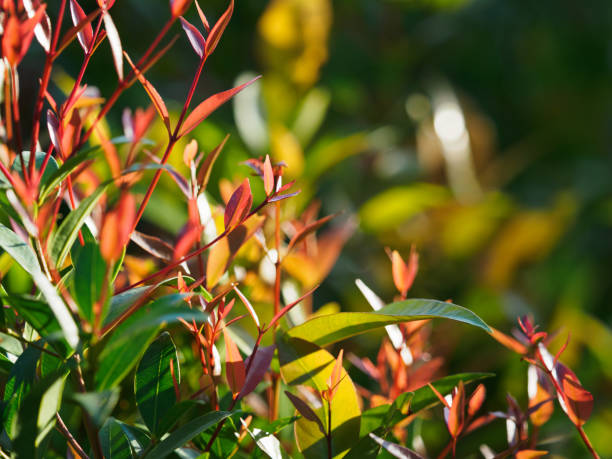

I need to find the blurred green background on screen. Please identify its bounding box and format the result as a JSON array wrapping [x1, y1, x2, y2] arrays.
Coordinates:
[[20, 0, 612, 456]]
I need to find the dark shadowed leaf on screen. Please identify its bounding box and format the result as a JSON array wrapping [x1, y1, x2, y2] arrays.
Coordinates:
[[71, 389, 120, 428], [100, 417, 132, 459], [135, 332, 180, 435], [146, 411, 233, 458], [239, 345, 275, 400], [72, 241, 107, 324]]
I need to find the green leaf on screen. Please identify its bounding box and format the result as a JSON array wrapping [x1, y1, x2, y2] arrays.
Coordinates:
[[0, 224, 81, 350], [155, 400, 206, 438], [135, 332, 179, 435], [13, 370, 66, 458], [72, 241, 108, 324], [71, 389, 120, 429], [2, 346, 42, 439], [277, 333, 360, 459], [38, 146, 101, 202], [12, 151, 59, 186], [145, 411, 233, 458], [49, 182, 109, 268], [0, 295, 70, 356], [100, 417, 133, 459], [96, 295, 206, 390], [287, 299, 490, 347]]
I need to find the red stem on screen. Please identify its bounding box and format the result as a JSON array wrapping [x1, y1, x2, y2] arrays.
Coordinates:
[[131, 55, 208, 234], [29, 0, 67, 180]]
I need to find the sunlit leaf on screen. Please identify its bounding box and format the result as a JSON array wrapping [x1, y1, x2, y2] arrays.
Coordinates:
[[287, 299, 490, 346]]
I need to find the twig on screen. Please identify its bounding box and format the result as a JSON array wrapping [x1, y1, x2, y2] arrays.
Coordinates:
[[55, 413, 90, 459]]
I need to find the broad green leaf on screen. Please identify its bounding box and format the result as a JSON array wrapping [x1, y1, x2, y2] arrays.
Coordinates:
[[0, 295, 70, 356], [12, 370, 66, 458], [100, 417, 133, 459], [71, 389, 120, 428], [135, 332, 179, 435], [49, 182, 109, 268], [3, 346, 42, 439], [72, 241, 108, 324], [277, 334, 360, 459], [0, 332, 23, 357], [287, 299, 490, 347], [119, 422, 150, 456], [155, 400, 206, 438], [38, 146, 101, 202], [96, 295, 206, 390], [12, 151, 59, 186], [0, 225, 78, 348], [145, 411, 233, 458]]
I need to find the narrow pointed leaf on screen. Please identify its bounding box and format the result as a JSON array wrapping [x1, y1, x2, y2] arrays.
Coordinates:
[[103, 12, 123, 81], [288, 214, 335, 252], [179, 16, 205, 58], [69, 0, 93, 52], [100, 417, 132, 459], [178, 76, 261, 137], [239, 345, 275, 400], [224, 178, 252, 230], [204, 0, 233, 55], [224, 329, 245, 396]]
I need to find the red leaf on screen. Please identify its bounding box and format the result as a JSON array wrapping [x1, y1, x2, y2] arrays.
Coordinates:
[[205, 0, 233, 56], [2, 16, 23, 65], [100, 191, 135, 262], [197, 134, 228, 190], [173, 222, 202, 261], [56, 8, 100, 56], [69, 0, 93, 52], [23, 0, 51, 52], [170, 0, 192, 17], [238, 345, 275, 400], [556, 362, 593, 426], [488, 326, 528, 355], [131, 231, 173, 261], [224, 329, 245, 397], [178, 76, 261, 137], [46, 110, 62, 156], [103, 12, 123, 81], [124, 53, 171, 133], [324, 349, 344, 401], [233, 285, 260, 328], [224, 178, 252, 230], [263, 155, 274, 196], [179, 16, 206, 59], [285, 391, 325, 435], [194, 0, 210, 33], [287, 214, 336, 252]]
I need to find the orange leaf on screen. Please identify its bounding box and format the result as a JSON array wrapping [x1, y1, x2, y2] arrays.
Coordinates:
[[194, 0, 210, 33], [183, 139, 198, 166], [204, 0, 233, 56], [100, 191, 135, 262], [124, 53, 171, 134], [170, 0, 191, 17], [224, 329, 245, 397], [488, 326, 528, 355], [224, 178, 252, 230], [447, 381, 465, 438], [263, 154, 274, 196], [516, 450, 548, 459], [557, 363, 593, 426], [468, 384, 486, 417], [287, 213, 336, 252], [391, 246, 419, 296], [178, 76, 260, 138]]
